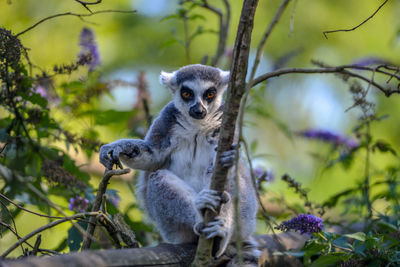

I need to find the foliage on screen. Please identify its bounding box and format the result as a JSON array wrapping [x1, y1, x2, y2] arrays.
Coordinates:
[[0, 23, 154, 256]]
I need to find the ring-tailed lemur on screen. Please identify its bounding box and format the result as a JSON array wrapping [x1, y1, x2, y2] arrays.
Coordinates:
[[99, 64, 260, 263]]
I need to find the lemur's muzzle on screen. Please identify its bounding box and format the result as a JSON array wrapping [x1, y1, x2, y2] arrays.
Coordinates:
[[189, 103, 207, 119]]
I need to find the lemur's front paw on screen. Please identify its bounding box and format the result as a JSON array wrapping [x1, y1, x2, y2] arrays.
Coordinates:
[[218, 144, 239, 168], [100, 144, 121, 170], [99, 141, 140, 170], [195, 189, 221, 213], [119, 141, 140, 158]]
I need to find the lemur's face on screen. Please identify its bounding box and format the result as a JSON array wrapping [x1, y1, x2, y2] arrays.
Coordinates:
[[160, 64, 229, 120]]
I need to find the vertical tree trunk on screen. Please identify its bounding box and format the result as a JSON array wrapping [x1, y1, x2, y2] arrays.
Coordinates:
[[191, 0, 259, 265]]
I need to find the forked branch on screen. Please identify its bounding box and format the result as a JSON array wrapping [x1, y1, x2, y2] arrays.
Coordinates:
[[251, 65, 400, 97], [81, 168, 130, 249]]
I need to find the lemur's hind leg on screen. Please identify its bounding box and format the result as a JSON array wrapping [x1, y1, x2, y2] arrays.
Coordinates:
[[145, 169, 223, 244], [145, 169, 200, 243]]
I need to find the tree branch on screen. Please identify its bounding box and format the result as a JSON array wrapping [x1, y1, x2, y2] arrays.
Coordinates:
[[192, 0, 259, 265], [252, 66, 400, 97], [81, 168, 130, 250], [200, 0, 231, 66], [0, 164, 97, 247], [249, 0, 291, 83], [0, 233, 307, 266], [0, 193, 64, 219], [1, 212, 102, 258], [73, 0, 102, 13], [16, 10, 136, 37], [323, 0, 390, 39]]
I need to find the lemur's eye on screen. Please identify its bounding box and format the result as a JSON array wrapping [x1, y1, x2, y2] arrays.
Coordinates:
[[181, 86, 193, 101], [182, 91, 191, 98], [206, 91, 215, 99], [204, 88, 216, 101]]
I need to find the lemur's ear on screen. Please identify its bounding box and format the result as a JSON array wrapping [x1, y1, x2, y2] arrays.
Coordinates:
[[160, 71, 177, 92], [220, 70, 230, 87]]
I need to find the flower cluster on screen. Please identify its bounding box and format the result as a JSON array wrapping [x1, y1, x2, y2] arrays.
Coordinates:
[[275, 214, 324, 235], [78, 27, 101, 71], [298, 129, 359, 150], [68, 196, 90, 213], [253, 165, 274, 190], [41, 160, 87, 190]]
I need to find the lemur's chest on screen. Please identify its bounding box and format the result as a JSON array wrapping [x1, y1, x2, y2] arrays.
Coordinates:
[[168, 127, 218, 192]]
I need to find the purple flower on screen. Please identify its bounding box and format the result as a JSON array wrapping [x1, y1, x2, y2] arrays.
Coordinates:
[[68, 196, 90, 213], [33, 85, 47, 98], [276, 214, 324, 235], [352, 57, 392, 67], [298, 129, 359, 150], [78, 27, 101, 71], [253, 165, 274, 190]]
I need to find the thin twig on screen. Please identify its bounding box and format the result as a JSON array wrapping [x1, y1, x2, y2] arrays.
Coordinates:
[[0, 199, 19, 239], [0, 193, 63, 219], [0, 165, 98, 247], [289, 0, 298, 36], [248, 0, 291, 83], [74, 0, 102, 13], [339, 64, 400, 82], [1, 212, 101, 258], [0, 141, 9, 156], [252, 66, 400, 97], [16, 10, 136, 37], [323, 0, 390, 39], [241, 138, 277, 229], [81, 168, 130, 249], [200, 0, 230, 66], [234, 0, 291, 236]]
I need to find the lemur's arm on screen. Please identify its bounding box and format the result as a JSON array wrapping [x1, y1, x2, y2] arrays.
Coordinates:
[[99, 103, 179, 171]]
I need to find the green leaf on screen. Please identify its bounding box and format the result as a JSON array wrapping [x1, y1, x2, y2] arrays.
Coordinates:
[[372, 140, 397, 156], [188, 14, 205, 21], [310, 254, 346, 267], [0, 128, 9, 142], [67, 221, 87, 251], [160, 38, 178, 49], [53, 238, 68, 252], [333, 236, 352, 250], [78, 110, 136, 126], [377, 220, 398, 232], [160, 14, 181, 22], [345, 232, 366, 242], [21, 92, 48, 108]]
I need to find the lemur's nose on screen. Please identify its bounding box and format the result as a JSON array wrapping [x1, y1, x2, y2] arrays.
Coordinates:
[[189, 102, 206, 119]]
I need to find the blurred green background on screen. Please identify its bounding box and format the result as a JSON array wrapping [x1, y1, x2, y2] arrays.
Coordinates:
[[1, 0, 399, 256]]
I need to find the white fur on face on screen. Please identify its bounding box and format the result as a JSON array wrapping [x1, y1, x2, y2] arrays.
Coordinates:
[[172, 79, 224, 122]]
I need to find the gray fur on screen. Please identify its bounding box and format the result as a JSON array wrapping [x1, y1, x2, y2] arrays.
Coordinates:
[[175, 64, 223, 86], [99, 64, 259, 260]]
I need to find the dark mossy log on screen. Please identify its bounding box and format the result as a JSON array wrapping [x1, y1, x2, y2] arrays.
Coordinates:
[[1, 233, 307, 267]]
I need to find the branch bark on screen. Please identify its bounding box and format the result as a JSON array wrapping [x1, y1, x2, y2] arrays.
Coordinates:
[[81, 168, 130, 250], [252, 66, 400, 97], [191, 0, 259, 265], [0, 233, 307, 267]]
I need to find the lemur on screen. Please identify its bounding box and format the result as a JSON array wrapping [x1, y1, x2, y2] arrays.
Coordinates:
[[99, 64, 260, 264]]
